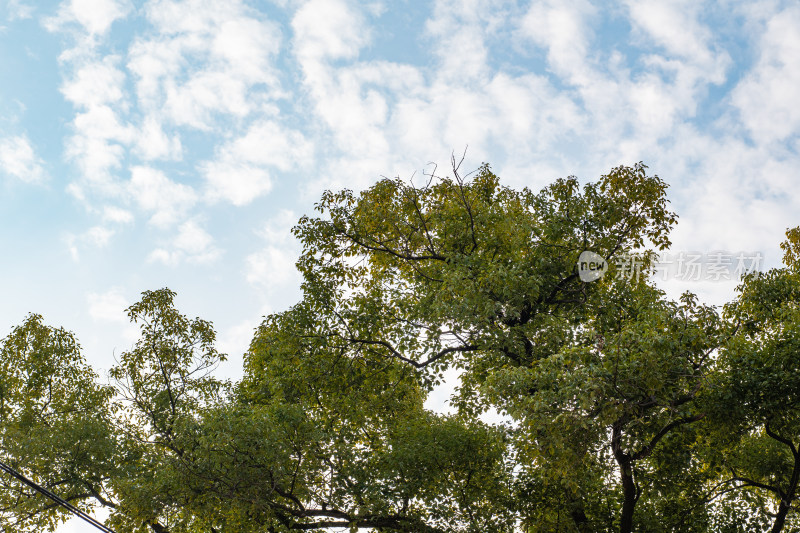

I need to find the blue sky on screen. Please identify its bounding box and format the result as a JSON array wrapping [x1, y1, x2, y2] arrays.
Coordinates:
[[1, 0, 799, 528]]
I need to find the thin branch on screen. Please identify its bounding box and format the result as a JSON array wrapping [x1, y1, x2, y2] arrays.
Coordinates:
[[348, 338, 478, 368]]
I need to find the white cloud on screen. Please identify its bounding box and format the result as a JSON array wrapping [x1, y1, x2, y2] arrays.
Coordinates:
[[164, 72, 253, 129], [173, 219, 214, 255], [511, 0, 737, 166], [625, 0, 717, 63], [628, 73, 680, 128], [148, 219, 221, 265], [64, 84, 133, 190], [70, 105, 131, 142], [46, 0, 131, 35], [65, 133, 127, 191], [87, 287, 129, 322], [424, 0, 513, 82], [86, 225, 115, 247], [86, 289, 141, 351], [53, 33, 133, 194], [126, 37, 184, 109], [64, 224, 117, 261], [210, 17, 280, 80], [202, 160, 272, 206], [216, 316, 259, 365], [517, 0, 632, 154], [292, 0, 369, 62], [245, 246, 297, 288], [46, 0, 137, 204], [65, 234, 80, 261], [304, 63, 408, 155], [518, 0, 597, 85], [291, 0, 586, 194], [245, 209, 301, 291], [129, 0, 282, 128], [129, 166, 197, 227], [486, 73, 583, 145], [308, 63, 400, 161], [0, 134, 46, 182], [623, 1, 731, 125], [50, 0, 294, 281], [60, 55, 127, 109], [200, 119, 312, 206], [102, 205, 134, 224], [6, 0, 34, 20], [146, 248, 172, 265], [134, 116, 182, 161], [258, 208, 296, 242], [221, 120, 314, 171], [731, 6, 800, 145]]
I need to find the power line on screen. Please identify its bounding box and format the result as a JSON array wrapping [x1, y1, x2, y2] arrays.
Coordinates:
[[0, 458, 115, 533]]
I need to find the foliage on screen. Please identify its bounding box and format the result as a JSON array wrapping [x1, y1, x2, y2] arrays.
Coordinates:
[[0, 164, 796, 532], [701, 228, 800, 533], [0, 315, 115, 532]]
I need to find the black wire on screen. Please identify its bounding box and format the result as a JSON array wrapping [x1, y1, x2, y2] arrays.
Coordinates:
[[0, 459, 116, 533]]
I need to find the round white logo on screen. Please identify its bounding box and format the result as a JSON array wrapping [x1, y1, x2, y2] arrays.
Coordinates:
[[578, 251, 608, 282]]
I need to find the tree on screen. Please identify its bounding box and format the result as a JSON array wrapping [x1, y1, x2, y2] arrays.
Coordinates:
[[235, 299, 513, 532], [700, 228, 800, 532], [281, 160, 727, 532], [0, 162, 791, 532], [103, 288, 228, 533], [497, 278, 722, 532], [0, 315, 116, 532], [0, 289, 510, 532]]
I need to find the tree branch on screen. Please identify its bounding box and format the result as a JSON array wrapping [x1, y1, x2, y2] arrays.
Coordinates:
[[348, 338, 478, 368]]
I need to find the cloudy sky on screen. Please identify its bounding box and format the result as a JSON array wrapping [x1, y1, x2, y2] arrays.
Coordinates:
[[1, 0, 799, 528]]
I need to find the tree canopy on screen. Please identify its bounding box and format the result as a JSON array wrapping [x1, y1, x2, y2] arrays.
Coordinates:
[[0, 162, 797, 532]]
